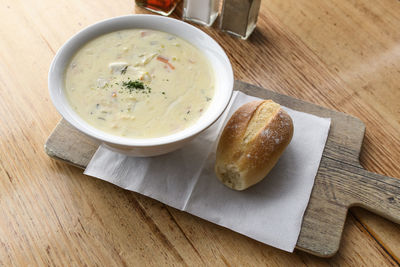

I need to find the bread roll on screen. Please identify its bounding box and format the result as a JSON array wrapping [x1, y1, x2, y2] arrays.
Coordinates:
[[215, 100, 294, 190]]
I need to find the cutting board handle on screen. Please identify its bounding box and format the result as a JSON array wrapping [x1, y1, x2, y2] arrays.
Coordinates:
[[349, 168, 400, 224]]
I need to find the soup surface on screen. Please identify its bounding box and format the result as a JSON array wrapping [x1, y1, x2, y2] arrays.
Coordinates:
[[64, 29, 214, 138]]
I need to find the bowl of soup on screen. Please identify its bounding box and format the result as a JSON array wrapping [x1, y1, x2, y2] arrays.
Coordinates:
[[49, 15, 233, 156]]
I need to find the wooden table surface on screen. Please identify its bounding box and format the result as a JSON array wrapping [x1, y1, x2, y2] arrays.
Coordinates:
[[1, 0, 399, 265]]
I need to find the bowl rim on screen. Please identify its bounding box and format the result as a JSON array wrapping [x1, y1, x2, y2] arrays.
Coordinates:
[[48, 14, 233, 147]]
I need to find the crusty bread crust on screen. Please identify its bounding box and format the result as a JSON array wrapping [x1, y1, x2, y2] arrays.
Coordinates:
[[215, 100, 294, 190]]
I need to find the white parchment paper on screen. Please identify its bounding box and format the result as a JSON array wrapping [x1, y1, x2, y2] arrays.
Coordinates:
[[84, 91, 331, 252]]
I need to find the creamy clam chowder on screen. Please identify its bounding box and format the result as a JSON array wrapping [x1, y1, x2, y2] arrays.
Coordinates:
[[64, 29, 214, 138]]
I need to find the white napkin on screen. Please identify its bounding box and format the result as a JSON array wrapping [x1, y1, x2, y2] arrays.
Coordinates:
[[84, 91, 331, 252]]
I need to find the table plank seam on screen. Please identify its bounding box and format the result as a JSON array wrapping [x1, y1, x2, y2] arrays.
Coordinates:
[[350, 212, 400, 265], [126, 194, 187, 264], [164, 207, 206, 264]]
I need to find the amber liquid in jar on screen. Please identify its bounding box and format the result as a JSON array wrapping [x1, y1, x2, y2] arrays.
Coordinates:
[[135, 0, 180, 16]]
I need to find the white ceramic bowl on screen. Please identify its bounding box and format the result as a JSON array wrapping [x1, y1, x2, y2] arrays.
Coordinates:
[[49, 15, 233, 156]]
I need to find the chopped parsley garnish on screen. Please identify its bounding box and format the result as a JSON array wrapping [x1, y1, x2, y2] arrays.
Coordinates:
[[123, 80, 145, 90], [122, 79, 151, 94]]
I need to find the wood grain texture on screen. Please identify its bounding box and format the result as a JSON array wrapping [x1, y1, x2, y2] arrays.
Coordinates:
[[45, 81, 400, 257], [1, 0, 399, 265]]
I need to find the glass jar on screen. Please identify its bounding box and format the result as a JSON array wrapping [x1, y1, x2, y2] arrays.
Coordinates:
[[220, 0, 261, 39], [135, 0, 181, 16], [182, 0, 219, 27]]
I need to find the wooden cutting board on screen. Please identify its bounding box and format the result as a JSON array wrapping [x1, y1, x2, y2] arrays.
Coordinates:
[[45, 80, 400, 257]]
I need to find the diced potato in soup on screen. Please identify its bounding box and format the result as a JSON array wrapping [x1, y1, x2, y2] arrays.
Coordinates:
[[64, 29, 215, 138]]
